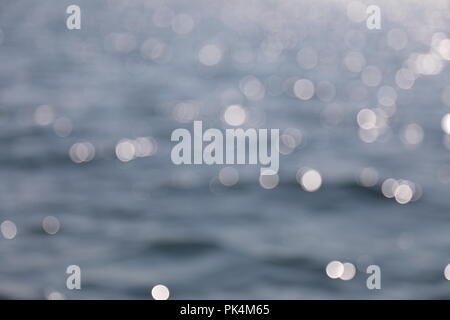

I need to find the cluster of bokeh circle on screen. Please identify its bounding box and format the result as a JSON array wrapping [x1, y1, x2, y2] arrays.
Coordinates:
[[3, 0, 450, 298]]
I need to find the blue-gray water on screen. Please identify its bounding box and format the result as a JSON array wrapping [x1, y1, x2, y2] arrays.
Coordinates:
[[1, 0, 450, 299]]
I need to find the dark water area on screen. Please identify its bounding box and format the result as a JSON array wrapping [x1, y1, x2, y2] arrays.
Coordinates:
[[1, 0, 450, 299]]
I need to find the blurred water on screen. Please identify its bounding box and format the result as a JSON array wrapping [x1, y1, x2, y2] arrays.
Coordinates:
[[1, 0, 450, 299]]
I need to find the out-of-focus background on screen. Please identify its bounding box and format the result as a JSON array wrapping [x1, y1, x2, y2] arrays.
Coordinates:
[[1, 0, 450, 299]]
